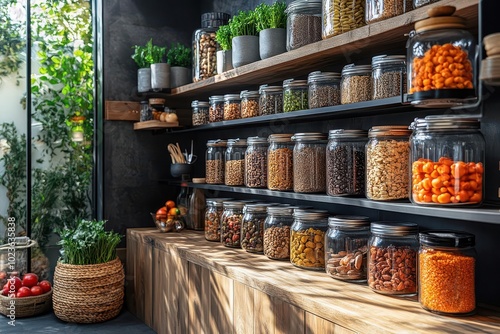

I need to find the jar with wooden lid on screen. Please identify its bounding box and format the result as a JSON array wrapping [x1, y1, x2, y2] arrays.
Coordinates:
[[292, 132, 327, 193], [285, 0, 322, 51], [322, 0, 365, 39], [220, 201, 245, 247], [283, 79, 309, 112], [267, 134, 294, 191], [240, 90, 259, 118], [245, 137, 268, 188], [205, 139, 227, 184], [365, 0, 412, 24], [371, 55, 406, 100], [241, 204, 268, 253], [223, 94, 241, 120], [341, 64, 372, 104], [225, 138, 246, 186], [191, 100, 209, 126], [205, 197, 232, 241], [209, 95, 224, 122], [307, 71, 341, 108], [264, 206, 295, 260]]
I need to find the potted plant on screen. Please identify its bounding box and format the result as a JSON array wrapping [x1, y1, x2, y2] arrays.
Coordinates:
[[255, 2, 287, 59], [166, 42, 192, 88], [131, 42, 152, 92], [229, 10, 260, 68], [215, 24, 233, 74]]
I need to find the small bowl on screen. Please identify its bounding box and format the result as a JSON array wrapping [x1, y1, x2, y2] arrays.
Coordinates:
[[170, 163, 194, 178]]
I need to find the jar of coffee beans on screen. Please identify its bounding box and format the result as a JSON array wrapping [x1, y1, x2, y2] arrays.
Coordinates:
[[341, 64, 372, 104], [245, 137, 269, 188], [308, 71, 341, 109], [209, 95, 225, 123], [264, 206, 295, 260], [205, 139, 227, 185], [283, 78, 309, 112], [241, 204, 268, 253], [191, 100, 209, 126], [259, 84, 283, 115], [372, 55, 406, 100], [292, 132, 327, 193], [225, 138, 247, 186], [221, 201, 245, 247], [205, 198, 232, 242], [240, 90, 260, 118], [267, 134, 294, 191], [223, 94, 241, 120], [285, 0, 322, 51], [366, 0, 412, 24]]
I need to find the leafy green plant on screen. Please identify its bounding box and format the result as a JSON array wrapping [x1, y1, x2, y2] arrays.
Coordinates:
[[166, 43, 191, 68], [254, 2, 287, 32], [215, 24, 232, 51], [131, 44, 149, 68], [132, 38, 166, 67], [0, 0, 25, 82], [229, 10, 258, 37]]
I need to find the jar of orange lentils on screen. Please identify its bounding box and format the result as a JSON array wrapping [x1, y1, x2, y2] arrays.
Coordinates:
[[409, 116, 484, 206], [406, 6, 477, 107]]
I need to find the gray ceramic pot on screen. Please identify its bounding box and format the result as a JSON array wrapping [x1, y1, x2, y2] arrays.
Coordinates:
[[259, 28, 287, 59], [137, 67, 151, 93], [217, 50, 233, 74], [170, 66, 191, 88], [232, 35, 260, 68], [151, 63, 170, 91]]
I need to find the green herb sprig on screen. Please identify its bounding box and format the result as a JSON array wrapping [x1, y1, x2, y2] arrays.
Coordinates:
[[166, 43, 192, 68], [229, 10, 258, 37], [255, 2, 287, 32], [215, 24, 233, 51], [131, 38, 166, 68]]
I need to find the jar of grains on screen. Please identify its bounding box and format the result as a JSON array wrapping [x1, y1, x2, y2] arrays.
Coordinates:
[[191, 100, 209, 126], [307, 71, 341, 108], [409, 116, 484, 206], [326, 129, 368, 197], [413, 0, 439, 8], [322, 0, 365, 39], [259, 85, 283, 115], [245, 137, 269, 188], [220, 201, 245, 247], [240, 90, 260, 118], [264, 206, 296, 260], [223, 94, 241, 120], [225, 138, 247, 186], [368, 221, 419, 296], [205, 197, 232, 241], [283, 78, 309, 112], [241, 204, 269, 253], [267, 134, 294, 191], [292, 132, 327, 193], [209, 95, 225, 123], [372, 55, 406, 100], [325, 215, 370, 282], [290, 209, 329, 270], [365, 0, 412, 24], [285, 0, 322, 51], [341, 64, 372, 104], [366, 125, 411, 200], [418, 230, 476, 315], [192, 12, 230, 82], [205, 139, 227, 184]]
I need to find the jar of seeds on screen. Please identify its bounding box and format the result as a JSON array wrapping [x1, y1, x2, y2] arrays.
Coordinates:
[[221, 201, 245, 247], [245, 137, 269, 188], [223, 94, 241, 120], [308, 71, 341, 109], [322, 0, 366, 39], [205, 197, 232, 241], [365, 0, 412, 24], [267, 134, 294, 191], [292, 133, 327, 193], [264, 206, 295, 260], [372, 55, 406, 100], [240, 90, 260, 118], [241, 204, 268, 253], [205, 139, 227, 184], [283, 78, 309, 112], [286, 0, 322, 51], [341, 64, 372, 104], [209, 95, 225, 122], [259, 85, 283, 115], [225, 138, 247, 186], [191, 100, 209, 126]]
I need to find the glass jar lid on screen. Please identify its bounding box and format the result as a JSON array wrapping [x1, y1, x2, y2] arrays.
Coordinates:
[[240, 90, 260, 99], [371, 55, 406, 67], [222, 201, 245, 209], [209, 95, 225, 103], [283, 78, 308, 88], [414, 6, 466, 33], [259, 84, 283, 94], [191, 100, 209, 108], [247, 136, 269, 145], [328, 215, 370, 228], [224, 94, 241, 101], [341, 64, 372, 76], [410, 116, 480, 131], [328, 129, 368, 139], [370, 222, 419, 236], [293, 209, 329, 220], [268, 133, 293, 143], [419, 230, 475, 248], [307, 71, 341, 84], [207, 139, 227, 147], [292, 132, 327, 142], [207, 197, 233, 207], [368, 125, 412, 138], [227, 138, 247, 147], [286, 0, 322, 14]]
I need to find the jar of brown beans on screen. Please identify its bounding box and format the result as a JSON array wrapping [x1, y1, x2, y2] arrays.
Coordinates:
[[245, 137, 269, 188], [240, 90, 260, 118], [241, 204, 268, 253], [225, 138, 247, 186], [264, 206, 295, 260], [220, 201, 245, 247], [223, 94, 241, 121], [267, 134, 294, 191], [209, 95, 225, 122], [292, 133, 327, 193], [307, 71, 341, 109], [204, 197, 232, 242], [341, 64, 372, 104], [259, 84, 283, 115], [205, 139, 227, 184], [372, 55, 406, 100], [191, 100, 209, 126]]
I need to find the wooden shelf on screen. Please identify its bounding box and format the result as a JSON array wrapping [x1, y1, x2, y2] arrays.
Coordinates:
[[133, 120, 180, 130]]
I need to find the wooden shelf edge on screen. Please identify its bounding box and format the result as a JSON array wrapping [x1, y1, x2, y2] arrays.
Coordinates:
[[105, 100, 141, 121], [133, 120, 180, 130]]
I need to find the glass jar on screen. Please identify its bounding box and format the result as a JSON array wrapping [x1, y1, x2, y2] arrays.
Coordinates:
[[204, 198, 232, 241], [326, 129, 368, 196], [368, 222, 419, 296], [267, 134, 294, 191], [365, 0, 412, 24], [283, 79, 309, 112], [140, 100, 152, 122], [341, 64, 372, 104], [290, 209, 328, 270], [264, 206, 295, 260], [325, 215, 370, 282], [322, 0, 366, 39], [240, 90, 260, 118], [418, 230, 476, 315], [245, 137, 269, 188], [241, 204, 268, 253], [192, 12, 230, 82], [285, 0, 322, 51], [220, 201, 245, 248], [372, 55, 406, 100], [406, 6, 477, 107], [223, 94, 241, 121], [209, 95, 225, 123], [413, 0, 439, 8], [225, 138, 247, 186], [191, 100, 209, 126], [259, 85, 283, 115], [292, 133, 327, 193], [206, 139, 227, 184], [366, 126, 411, 200], [188, 188, 205, 230], [409, 116, 484, 206], [307, 71, 341, 108]]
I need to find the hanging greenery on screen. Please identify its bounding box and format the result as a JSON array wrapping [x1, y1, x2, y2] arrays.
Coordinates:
[[0, 0, 25, 81]]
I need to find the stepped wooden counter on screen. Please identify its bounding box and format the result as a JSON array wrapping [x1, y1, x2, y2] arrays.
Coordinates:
[[126, 228, 500, 334]]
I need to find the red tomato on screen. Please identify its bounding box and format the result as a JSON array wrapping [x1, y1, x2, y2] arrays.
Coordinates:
[[22, 273, 39, 287], [38, 280, 52, 293], [16, 286, 32, 298], [156, 206, 168, 220], [7, 276, 22, 292], [30, 285, 44, 296]]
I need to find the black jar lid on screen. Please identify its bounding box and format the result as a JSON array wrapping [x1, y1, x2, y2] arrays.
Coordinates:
[[201, 12, 230, 28], [419, 230, 475, 248]]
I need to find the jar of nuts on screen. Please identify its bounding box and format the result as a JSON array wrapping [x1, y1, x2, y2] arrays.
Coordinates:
[[285, 0, 322, 51], [205, 198, 233, 242], [225, 138, 247, 186], [365, 0, 413, 24], [292, 132, 327, 193], [325, 215, 370, 282], [264, 206, 296, 260], [209, 95, 225, 123], [205, 139, 227, 185], [283, 78, 308, 112], [223, 94, 241, 121], [259, 84, 283, 115], [220, 201, 245, 247], [267, 134, 294, 191], [240, 90, 260, 118], [245, 137, 269, 188], [322, 0, 365, 39], [368, 221, 419, 296], [341, 64, 372, 104], [290, 209, 329, 270], [307, 71, 341, 109], [191, 100, 209, 126], [371, 55, 406, 100], [241, 204, 269, 253]]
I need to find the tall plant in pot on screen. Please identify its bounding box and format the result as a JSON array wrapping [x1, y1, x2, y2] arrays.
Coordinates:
[[167, 43, 192, 88], [255, 2, 287, 59], [132, 42, 152, 93], [132, 39, 169, 92], [215, 24, 233, 74], [229, 10, 260, 68]]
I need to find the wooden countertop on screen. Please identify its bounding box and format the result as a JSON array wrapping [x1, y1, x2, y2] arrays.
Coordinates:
[[128, 228, 500, 334]]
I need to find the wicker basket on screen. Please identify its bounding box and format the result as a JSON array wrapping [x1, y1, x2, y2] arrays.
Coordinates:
[[53, 257, 124, 323], [0, 290, 52, 318]]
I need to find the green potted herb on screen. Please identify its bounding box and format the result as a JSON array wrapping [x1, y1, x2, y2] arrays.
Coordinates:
[[166, 43, 192, 88], [132, 38, 169, 92], [255, 2, 287, 59], [131, 42, 152, 92], [215, 24, 234, 73], [228, 10, 260, 68]]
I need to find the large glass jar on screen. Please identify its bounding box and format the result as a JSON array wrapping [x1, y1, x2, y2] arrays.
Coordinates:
[[204, 198, 232, 242], [341, 64, 372, 104], [290, 209, 328, 270], [372, 55, 406, 100], [406, 6, 477, 107], [206, 139, 227, 184], [365, 0, 412, 24], [285, 0, 322, 51], [267, 134, 294, 191], [192, 12, 230, 82], [409, 116, 484, 206], [245, 137, 269, 188], [259, 85, 283, 115], [225, 138, 247, 186], [240, 90, 260, 118], [326, 129, 367, 197], [292, 133, 327, 193], [223, 94, 241, 121], [418, 230, 476, 315], [191, 100, 209, 126], [308, 71, 341, 108], [322, 0, 365, 39], [220, 201, 245, 248], [325, 215, 370, 282], [283, 78, 309, 112], [366, 126, 411, 200], [264, 206, 295, 260], [209, 95, 225, 123], [241, 204, 268, 253], [368, 221, 419, 296]]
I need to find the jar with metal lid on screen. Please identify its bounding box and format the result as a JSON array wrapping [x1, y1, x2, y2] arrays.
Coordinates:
[[140, 100, 152, 122], [341, 64, 372, 104], [241, 204, 268, 253], [220, 201, 245, 247], [205, 198, 233, 241], [245, 137, 269, 188], [418, 230, 476, 315], [325, 215, 370, 282], [322, 0, 365, 39], [223, 94, 241, 120], [292, 133, 327, 193], [240, 90, 260, 118], [406, 6, 477, 107], [413, 0, 438, 8], [267, 134, 294, 191], [368, 222, 419, 296], [209, 95, 225, 122], [193, 12, 230, 82], [283, 78, 309, 112], [191, 100, 209, 126], [264, 206, 295, 260], [372, 55, 406, 100], [206, 139, 227, 184], [409, 116, 484, 206], [225, 138, 247, 186], [259, 85, 283, 115], [365, 0, 412, 24], [308, 71, 341, 108], [285, 0, 322, 51], [326, 129, 368, 196], [366, 126, 411, 200], [290, 209, 328, 270]]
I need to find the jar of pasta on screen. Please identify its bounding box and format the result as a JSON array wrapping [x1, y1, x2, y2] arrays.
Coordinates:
[[322, 0, 365, 39]]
